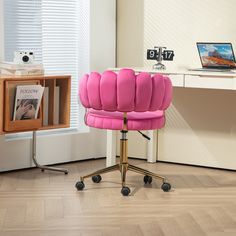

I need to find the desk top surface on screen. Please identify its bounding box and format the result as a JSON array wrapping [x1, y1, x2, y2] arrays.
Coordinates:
[[111, 67, 236, 78]]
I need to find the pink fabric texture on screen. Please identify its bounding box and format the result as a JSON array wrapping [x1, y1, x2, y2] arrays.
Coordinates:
[[79, 68, 172, 130], [86, 109, 165, 131]]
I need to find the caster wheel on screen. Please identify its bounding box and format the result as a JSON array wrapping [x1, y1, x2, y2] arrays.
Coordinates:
[[121, 186, 130, 196], [41, 169, 45, 172], [161, 182, 171, 192], [143, 175, 152, 184], [75, 181, 85, 191], [92, 175, 102, 183], [64, 171, 69, 175]]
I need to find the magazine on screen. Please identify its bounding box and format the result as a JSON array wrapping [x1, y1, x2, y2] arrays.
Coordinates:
[[13, 85, 44, 121], [0, 61, 44, 76]]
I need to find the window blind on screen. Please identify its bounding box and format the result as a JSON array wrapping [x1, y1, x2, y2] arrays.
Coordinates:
[[4, 0, 80, 130]]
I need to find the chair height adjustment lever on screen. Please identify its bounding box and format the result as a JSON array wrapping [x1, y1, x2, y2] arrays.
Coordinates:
[[137, 131, 151, 140]]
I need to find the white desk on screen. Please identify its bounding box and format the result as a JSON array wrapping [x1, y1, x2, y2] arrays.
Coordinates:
[[106, 68, 236, 170], [114, 67, 236, 89]]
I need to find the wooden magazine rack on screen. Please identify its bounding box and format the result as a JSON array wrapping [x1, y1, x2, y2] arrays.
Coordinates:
[[0, 74, 71, 174]]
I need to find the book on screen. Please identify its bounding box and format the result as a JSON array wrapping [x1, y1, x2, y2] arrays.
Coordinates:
[[13, 85, 45, 121], [15, 69, 44, 76], [1, 68, 44, 76], [0, 61, 43, 70], [0, 61, 44, 76], [43, 87, 49, 126], [53, 86, 60, 125]]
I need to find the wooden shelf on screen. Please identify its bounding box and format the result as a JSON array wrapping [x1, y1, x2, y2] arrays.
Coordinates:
[[0, 74, 71, 134]]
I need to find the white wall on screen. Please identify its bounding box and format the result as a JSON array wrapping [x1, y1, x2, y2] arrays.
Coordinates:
[[144, 0, 236, 70], [144, 0, 236, 169], [117, 0, 236, 169], [0, 129, 107, 171], [0, 0, 116, 171], [117, 0, 144, 68], [90, 0, 116, 72], [117, 0, 236, 79]]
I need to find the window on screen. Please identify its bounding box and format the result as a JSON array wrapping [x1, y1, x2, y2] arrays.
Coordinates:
[[3, 0, 88, 132]]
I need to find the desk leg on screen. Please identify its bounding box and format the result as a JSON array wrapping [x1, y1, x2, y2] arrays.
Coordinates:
[[32, 131, 68, 174], [106, 130, 117, 167], [147, 130, 157, 163]]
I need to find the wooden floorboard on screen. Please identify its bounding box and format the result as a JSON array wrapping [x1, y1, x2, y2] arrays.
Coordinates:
[[0, 159, 235, 236]]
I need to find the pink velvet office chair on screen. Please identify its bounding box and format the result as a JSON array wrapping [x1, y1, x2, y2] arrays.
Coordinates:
[[76, 68, 173, 196]]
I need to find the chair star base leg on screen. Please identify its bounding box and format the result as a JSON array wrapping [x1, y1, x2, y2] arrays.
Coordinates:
[[80, 164, 120, 182], [128, 164, 165, 182]]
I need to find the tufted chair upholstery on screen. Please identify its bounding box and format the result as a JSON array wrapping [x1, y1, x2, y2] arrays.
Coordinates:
[[75, 68, 173, 196]]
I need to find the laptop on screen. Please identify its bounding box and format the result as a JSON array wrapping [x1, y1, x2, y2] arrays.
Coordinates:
[[189, 42, 236, 72]]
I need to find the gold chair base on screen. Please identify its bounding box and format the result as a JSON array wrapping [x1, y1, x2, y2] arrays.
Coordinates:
[[78, 130, 169, 195], [80, 162, 166, 187]]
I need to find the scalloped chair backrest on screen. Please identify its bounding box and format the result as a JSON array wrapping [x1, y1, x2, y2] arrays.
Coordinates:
[[79, 68, 172, 113]]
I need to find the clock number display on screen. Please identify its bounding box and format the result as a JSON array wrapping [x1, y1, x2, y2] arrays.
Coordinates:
[[147, 49, 158, 60], [162, 50, 174, 61]]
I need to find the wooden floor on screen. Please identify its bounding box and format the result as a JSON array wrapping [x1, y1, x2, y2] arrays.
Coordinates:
[[0, 159, 235, 236]]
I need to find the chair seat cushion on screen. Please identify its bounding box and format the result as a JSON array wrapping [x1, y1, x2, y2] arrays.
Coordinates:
[[85, 109, 165, 130]]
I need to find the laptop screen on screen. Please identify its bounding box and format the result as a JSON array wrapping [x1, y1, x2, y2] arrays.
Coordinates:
[[197, 43, 236, 69]]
